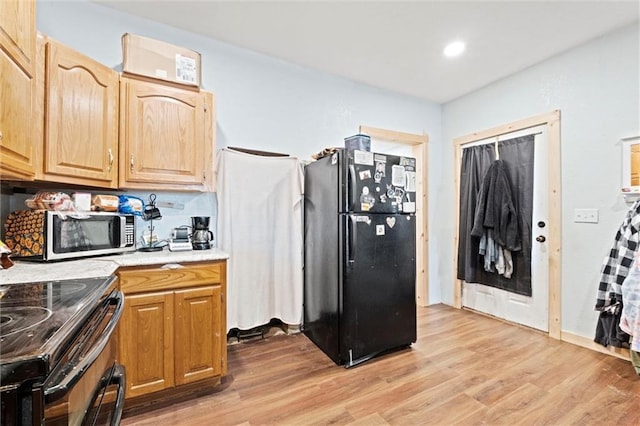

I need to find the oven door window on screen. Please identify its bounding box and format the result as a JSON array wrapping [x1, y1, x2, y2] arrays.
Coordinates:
[[51, 216, 120, 254]]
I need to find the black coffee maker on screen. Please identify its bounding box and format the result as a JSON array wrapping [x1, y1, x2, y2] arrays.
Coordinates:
[[191, 216, 214, 250]]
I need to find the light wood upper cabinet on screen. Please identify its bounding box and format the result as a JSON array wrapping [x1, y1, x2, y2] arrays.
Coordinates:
[[117, 260, 227, 400], [0, 0, 37, 180], [0, 0, 35, 74], [39, 38, 119, 188], [119, 77, 215, 191]]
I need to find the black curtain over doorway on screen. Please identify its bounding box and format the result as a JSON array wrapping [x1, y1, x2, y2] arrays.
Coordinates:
[[457, 135, 535, 296]]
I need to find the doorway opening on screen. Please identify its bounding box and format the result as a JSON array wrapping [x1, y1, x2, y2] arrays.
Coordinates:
[[359, 125, 429, 306]]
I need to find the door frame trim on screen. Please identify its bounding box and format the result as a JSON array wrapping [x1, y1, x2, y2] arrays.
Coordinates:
[[359, 125, 430, 307], [452, 110, 562, 339]]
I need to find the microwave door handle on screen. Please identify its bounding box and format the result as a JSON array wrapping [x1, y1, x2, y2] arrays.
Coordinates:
[[45, 291, 125, 399], [120, 216, 127, 248]]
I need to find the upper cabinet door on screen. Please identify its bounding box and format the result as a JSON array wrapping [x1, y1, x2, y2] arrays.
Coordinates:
[[120, 78, 213, 190], [0, 0, 35, 74], [42, 39, 119, 188], [0, 0, 36, 180]]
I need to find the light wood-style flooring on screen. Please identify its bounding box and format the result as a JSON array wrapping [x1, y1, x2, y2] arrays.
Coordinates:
[[121, 304, 640, 425]]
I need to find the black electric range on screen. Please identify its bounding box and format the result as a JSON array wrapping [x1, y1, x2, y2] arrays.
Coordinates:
[[0, 276, 125, 425], [0, 276, 117, 384]]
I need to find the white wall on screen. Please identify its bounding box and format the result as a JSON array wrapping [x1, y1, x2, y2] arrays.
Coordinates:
[[33, 1, 638, 328], [440, 24, 640, 339], [35, 0, 441, 298], [37, 0, 439, 159]]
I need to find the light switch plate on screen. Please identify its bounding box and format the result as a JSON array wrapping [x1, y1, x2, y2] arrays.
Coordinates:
[[574, 208, 599, 223]]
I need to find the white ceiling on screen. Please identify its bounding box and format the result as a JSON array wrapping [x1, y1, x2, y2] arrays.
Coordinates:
[[95, 0, 639, 103]]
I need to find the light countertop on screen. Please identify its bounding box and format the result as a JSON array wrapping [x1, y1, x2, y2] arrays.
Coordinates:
[[99, 247, 229, 267], [0, 248, 229, 284]]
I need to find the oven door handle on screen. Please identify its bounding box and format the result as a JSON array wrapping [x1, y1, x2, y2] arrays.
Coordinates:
[[45, 290, 124, 398], [109, 364, 126, 426], [81, 364, 126, 426]]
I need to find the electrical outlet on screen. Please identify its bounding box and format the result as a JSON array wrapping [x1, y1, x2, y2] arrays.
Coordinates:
[[574, 208, 599, 223]]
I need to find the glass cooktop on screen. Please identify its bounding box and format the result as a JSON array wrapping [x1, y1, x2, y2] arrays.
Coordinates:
[[0, 276, 117, 384]]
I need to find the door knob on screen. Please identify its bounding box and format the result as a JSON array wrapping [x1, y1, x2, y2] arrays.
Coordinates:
[[536, 235, 546, 243], [537, 221, 546, 228]]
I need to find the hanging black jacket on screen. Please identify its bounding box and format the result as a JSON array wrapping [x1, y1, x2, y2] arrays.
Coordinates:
[[470, 160, 521, 252]]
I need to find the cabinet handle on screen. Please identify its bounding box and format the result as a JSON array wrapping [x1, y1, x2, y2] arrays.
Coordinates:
[[130, 154, 134, 173], [108, 149, 114, 171], [160, 263, 184, 270]]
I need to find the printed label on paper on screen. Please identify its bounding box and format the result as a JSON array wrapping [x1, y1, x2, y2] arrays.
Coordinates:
[[400, 157, 416, 168], [405, 171, 417, 192], [354, 150, 374, 166], [355, 215, 372, 225], [175, 54, 197, 83], [392, 165, 406, 187], [374, 154, 387, 163]]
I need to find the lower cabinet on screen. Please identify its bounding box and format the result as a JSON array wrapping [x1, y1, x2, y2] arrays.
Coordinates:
[[117, 260, 227, 400], [175, 286, 223, 386]]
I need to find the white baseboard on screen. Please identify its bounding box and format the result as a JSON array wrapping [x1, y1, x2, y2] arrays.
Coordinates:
[[560, 331, 630, 360], [440, 304, 632, 360]]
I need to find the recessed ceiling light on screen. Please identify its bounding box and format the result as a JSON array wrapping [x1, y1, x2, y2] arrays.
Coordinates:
[[443, 41, 466, 58]]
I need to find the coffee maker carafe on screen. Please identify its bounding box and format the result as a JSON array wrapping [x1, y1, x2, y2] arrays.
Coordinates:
[[191, 216, 214, 250]]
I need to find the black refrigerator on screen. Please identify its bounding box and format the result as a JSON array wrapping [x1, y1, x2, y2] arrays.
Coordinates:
[[303, 149, 417, 367]]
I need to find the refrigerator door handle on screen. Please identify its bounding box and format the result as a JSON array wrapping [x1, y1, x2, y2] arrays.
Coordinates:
[[348, 164, 356, 211], [348, 215, 356, 263]]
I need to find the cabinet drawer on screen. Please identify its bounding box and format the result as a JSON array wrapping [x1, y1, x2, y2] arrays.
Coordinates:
[[118, 262, 222, 294]]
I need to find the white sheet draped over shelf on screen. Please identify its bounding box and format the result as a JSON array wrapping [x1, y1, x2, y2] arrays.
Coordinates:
[[217, 149, 304, 331]]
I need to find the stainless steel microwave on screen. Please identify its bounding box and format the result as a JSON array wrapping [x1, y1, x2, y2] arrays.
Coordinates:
[[4, 210, 136, 261]]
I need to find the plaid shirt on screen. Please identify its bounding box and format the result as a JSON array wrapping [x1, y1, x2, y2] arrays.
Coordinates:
[[596, 200, 640, 309]]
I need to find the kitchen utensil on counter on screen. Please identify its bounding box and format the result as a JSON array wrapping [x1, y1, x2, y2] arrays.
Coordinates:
[[191, 216, 214, 250], [139, 194, 163, 252], [142, 195, 162, 221], [169, 226, 193, 252], [191, 216, 210, 230]]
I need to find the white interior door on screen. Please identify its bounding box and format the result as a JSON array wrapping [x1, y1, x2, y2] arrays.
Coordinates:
[[462, 126, 549, 331]]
